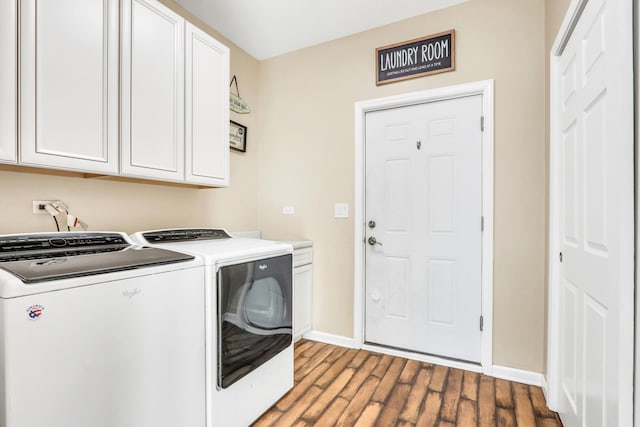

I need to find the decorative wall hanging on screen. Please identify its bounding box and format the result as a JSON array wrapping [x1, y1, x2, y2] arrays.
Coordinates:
[[229, 75, 251, 114], [376, 30, 455, 85], [229, 120, 247, 152]]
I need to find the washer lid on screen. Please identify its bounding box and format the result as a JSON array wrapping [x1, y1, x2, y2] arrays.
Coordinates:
[[0, 232, 194, 283]]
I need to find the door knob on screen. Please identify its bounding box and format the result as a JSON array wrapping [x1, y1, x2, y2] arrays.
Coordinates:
[[368, 236, 382, 246]]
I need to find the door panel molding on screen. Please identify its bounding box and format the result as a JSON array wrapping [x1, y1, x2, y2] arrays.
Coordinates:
[[353, 79, 494, 374]]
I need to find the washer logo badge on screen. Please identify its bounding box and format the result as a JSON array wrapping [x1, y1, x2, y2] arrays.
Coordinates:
[[27, 305, 44, 320]]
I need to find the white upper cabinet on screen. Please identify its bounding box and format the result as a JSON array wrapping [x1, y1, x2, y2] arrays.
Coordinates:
[[19, 0, 119, 173], [0, 0, 17, 164], [185, 22, 230, 187], [13, 0, 229, 186], [121, 0, 185, 182]]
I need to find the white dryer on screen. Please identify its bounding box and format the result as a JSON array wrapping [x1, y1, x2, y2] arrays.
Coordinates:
[[130, 228, 294, 427], [0, 232, 206, 427]]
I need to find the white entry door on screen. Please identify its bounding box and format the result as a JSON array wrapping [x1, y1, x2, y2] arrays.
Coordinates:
[[551, 0, 634, 425], [364, 95, 483, 363]]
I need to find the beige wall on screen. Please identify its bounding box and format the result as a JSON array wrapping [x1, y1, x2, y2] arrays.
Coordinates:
[[546, 0, 572, 51], [1, 0, 573, 375], [258, 0, 548, 372], [0, 0, 262, 236]]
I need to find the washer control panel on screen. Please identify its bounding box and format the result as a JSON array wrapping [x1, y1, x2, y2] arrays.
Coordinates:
[[141, 228, 232, 243]]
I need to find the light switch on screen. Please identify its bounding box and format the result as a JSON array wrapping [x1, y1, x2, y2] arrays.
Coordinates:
[[334, 203, 349, 218]]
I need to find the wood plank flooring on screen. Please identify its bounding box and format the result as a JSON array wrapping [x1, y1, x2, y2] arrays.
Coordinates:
[[252, 340, 562, 427]]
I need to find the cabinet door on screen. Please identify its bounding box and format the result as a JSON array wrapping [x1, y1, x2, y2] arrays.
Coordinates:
[[121, 0, 185, 181], [185, 23, 230, 187], [294, 264, 313, 341], [0, 0, 17, 163], [19, 0, 119, 173]]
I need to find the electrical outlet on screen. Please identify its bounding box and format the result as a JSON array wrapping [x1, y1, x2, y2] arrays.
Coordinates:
[[32, 200, 58, 215]]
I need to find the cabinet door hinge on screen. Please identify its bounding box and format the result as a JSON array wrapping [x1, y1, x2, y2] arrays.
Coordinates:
[[480, 315, 484, 331], [481, 116, 485, 132], [481, 216, 484, 232]]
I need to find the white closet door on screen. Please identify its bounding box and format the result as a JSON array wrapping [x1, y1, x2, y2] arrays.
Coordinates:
[[121, 0, 185, 181], [185, 22, 229, 187], [0, 0, 17, 164], [550, 0, 634, 425], [20, 0, 119, 173]]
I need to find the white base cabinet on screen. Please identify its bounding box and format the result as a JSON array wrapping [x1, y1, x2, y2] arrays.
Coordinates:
[[0, 0, 17, 164], [291, 242, 313, 341], [19, 0, 119, 173], [294, 264, 313, 341]]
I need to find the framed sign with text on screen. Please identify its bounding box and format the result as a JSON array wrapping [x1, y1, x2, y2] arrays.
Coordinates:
[[229, 120, 247, 152], [376, 30, 455, 85]]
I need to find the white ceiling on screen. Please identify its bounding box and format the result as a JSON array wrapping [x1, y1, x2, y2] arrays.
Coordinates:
[[175, 0, 469, 60]]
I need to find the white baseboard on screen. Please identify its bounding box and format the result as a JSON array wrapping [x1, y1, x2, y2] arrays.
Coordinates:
[[302, 330, 357, 348], [540, 375, 550, 401], [492, 365, 546, 388]]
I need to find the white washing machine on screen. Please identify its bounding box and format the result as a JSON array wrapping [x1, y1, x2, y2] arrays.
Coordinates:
[[130, 228, 294, 427], [0, 232, 206, 427]]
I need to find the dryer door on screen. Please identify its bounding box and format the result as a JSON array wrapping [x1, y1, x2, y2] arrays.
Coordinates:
[[217, 254, 292, 389]]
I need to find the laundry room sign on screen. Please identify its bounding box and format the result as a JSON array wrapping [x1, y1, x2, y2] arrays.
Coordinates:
[[376, 30, 455, 85]]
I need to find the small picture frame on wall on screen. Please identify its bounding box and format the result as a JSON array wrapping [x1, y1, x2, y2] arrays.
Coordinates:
[[229, 120, 247, 152]]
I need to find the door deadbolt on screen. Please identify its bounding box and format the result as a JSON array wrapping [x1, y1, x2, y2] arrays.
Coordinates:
[[368, 220, 376, 228]]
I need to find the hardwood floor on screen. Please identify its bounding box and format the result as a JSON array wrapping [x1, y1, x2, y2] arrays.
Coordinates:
[[252, 340, 562, 427]]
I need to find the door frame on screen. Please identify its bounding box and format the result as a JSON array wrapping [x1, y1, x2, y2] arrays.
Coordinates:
[[636, 1, 640, 423], [546, 0, 634, 419], [353, 80, 495, 374]]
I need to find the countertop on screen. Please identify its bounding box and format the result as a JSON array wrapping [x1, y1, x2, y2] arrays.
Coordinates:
[[279, 240, 312, 250]]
